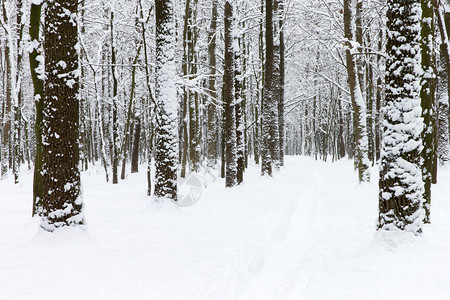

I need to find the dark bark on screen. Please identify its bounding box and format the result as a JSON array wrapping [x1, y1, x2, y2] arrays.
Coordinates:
[[131, 115, 141, 173], [29, 2, 44, 216], [235, 40, 244, 185], [41, 0, 84, 231], [378, 0, 423, 234], [207, 0, 218, 169], [224, 1, 237, 187], [261, 0, 274, 176], [121, 44, 142, 180], [278, 0, 285, 166], [154, 0, 178, 200], [1, 1, 11, 179], [420, 0, 436, 223], [111, 10, 119, 184]]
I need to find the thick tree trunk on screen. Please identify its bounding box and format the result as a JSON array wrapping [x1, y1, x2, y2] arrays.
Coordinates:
[[224, 1, 237, 187], [378, 0, 424, 235], [437, 43, 450, 166], [154, 0, 178, 201], [41, 0, 84, 231], [420, 0, 436, 223], [278, 0, 285, 166], [261, 0, 278, 176]]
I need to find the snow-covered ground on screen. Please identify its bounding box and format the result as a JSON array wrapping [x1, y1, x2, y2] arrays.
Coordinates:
[[1, 156, 449, 300]]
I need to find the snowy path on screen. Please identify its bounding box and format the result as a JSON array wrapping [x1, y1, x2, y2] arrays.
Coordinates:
[[1, 157, 450, 300]]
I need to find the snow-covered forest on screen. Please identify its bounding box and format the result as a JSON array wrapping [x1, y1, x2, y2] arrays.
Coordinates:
[[1, 0, 450, 299]]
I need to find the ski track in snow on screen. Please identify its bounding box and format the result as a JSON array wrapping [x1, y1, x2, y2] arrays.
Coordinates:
[[0, 157, 449, 300]]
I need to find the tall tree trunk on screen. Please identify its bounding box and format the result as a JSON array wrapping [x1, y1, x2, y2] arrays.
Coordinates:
[[343, 0, 370, 182], [1, 1, 11, 180], [154, 0, 178, 201], [206, 0, 218, 169], [271, 0, 281, 169], [180, 0, 191, 178], [13, 0, 24, 184], [110, 10, 119, 184], [41, 0, 84, 231], [188, 2, 200, 172], [261, 0, 276, 176], [121, 44, 142, 180], [437, 43, 450, 166], [29, 2, 44, 216], [420, 0, 436, 223], [224, 1, 237, 187], [378, 0, 424, 235], [278, 0, 285, 166], [235, 32, 244, 184], [375, 30, 383, 162]]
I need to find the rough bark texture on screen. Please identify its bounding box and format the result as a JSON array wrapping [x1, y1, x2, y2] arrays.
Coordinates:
[[278, 0, 285, 166], [30, 2, 44, 216], [420, 0, 436, 223], [111, 10, 119, 184], [206, 0, 218, 169], [41, 0, 84, 231], [378, 0, 424, 235], [224, 1, 237, 187], [343, 0, 370, 182], [1, 1, 11, 180], [437, 45, 450, 165], [435, 4, 450, 166], [154, 0, 178, 200], [261, 0, 279, 176], [235, 38, 244, 185]]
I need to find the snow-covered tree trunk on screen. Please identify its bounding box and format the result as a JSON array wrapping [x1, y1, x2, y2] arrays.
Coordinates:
[[420, 0, 436, 223], [1, 1, 12, 180], [278, 0, 285, 167], [154, 0, 178, 200], [234, 26, 244, 185], [224, 1, 237, 187], [13, 0, 25, 185], [206, 0, 218, 169], [110, 9, 119, 185], [343, 0, 370, 183], [271, 0, 282, 170], [30, 1, 44, 216], [433, 0, 450, 169], [437, 44, 450, 166], [378, 0, 424, 235], [41, 0, 84, 231], [261, 0, 279, 176]]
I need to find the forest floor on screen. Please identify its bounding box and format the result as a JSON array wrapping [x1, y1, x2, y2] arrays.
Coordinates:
[[1, 156, 450, 300]]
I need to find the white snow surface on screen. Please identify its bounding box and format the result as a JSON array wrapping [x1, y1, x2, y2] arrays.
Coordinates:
[[1, 157, 449, 299]]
